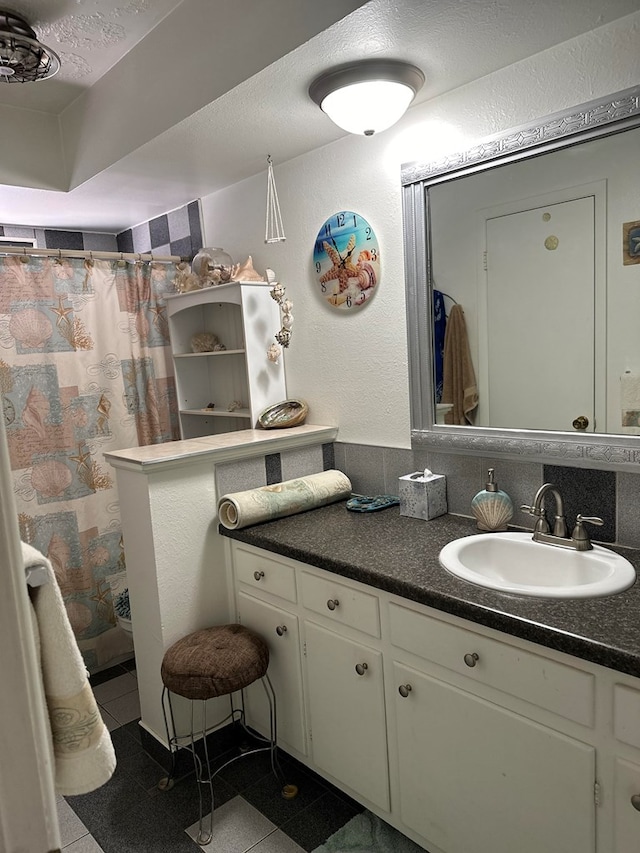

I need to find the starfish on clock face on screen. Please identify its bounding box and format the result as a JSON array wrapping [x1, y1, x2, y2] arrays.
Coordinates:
[[319, 234, 357, 291]]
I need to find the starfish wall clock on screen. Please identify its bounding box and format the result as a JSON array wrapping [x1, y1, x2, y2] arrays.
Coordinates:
[[312, 211, 380, 309]]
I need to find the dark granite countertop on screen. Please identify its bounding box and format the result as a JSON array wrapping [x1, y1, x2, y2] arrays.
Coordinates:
[[221, 503, 640, 679]]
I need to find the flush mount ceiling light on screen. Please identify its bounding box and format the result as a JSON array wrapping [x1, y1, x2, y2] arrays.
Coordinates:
[[0, 9, 60, 83], [309, 59, 424, 137]]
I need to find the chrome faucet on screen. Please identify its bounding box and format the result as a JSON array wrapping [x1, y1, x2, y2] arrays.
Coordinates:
[[521, 483, 603, 551]]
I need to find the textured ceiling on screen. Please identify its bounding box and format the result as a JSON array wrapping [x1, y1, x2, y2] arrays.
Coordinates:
[[0, 0, 183, 112], [1, 0, 640, 233]]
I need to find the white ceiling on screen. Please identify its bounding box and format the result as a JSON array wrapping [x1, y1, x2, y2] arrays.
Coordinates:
[[0, 0, 184, 112], [1, 0, 640, 234]]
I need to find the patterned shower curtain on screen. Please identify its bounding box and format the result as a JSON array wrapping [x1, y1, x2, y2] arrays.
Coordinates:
[[0, 255, 180, 672]]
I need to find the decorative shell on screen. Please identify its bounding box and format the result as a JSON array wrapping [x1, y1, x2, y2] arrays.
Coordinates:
[[258, 399, 308, 430], [22, 386, 50, 438], [266, 343, 281, 363], [191, 332, 220, 353], [65, 600, 93, 634], [270, 282, 285, 302], [471, 493, 514, 532], [9, 308, 53, 348], [31, 459, 73, 498], [230, 256, 265, 282]]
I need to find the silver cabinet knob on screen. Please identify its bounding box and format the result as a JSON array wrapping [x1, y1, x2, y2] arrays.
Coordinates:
[[355, 662, 368, 676], [631, 794, 640, 811], [253, 570, 265, 581], [398, 684, 412, 698], [327, 598, 340, 611], [275, 625, 287, 636], [464, 652, 479, 667]]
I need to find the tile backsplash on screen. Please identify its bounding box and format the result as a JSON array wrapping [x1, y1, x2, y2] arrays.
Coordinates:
[[213, 438, 640, 550], [335, 442, 640, 550]]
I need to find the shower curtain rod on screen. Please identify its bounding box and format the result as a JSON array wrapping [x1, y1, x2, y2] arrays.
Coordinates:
[[0, 246, 187, 263]]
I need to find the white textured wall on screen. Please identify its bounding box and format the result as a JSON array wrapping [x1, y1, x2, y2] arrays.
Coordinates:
[[200, 13, 640, 449], [0, 106, 65, 191]]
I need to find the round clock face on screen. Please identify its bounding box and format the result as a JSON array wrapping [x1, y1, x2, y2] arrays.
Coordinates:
[[313, 211, 380, 309]]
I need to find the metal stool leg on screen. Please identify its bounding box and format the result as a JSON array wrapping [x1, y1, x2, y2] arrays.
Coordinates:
[[261, 673, 297, 800], [158, 663, 297, 845], [158, 687, 177, 791], [158, 689, 214, 846], [193, 699, 213, 846]]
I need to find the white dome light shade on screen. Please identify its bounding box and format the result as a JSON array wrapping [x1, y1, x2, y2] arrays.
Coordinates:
[[309, 60, 424, 136]]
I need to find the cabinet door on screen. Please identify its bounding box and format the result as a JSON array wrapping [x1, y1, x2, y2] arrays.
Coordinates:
[[237, 592, 306, 756], [393, 661, 595, 853], [614, 758, 640, 852], [304, 620, 389, 810]]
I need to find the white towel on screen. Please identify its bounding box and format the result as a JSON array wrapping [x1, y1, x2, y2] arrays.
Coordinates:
[[620, 372, 640, 434], [23, 542, 116, 795]]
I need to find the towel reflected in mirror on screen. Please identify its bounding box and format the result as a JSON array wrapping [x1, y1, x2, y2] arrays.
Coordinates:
[[441, 304, 478, 425]]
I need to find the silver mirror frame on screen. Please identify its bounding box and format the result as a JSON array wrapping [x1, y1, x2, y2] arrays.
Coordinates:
[[402, 85, 640, 471]]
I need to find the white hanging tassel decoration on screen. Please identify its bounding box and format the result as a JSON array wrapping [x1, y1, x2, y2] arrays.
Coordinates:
[[265, 155, 286, 244]]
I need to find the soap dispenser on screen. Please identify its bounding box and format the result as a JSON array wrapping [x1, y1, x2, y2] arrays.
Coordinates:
[[471, 468, 513, 532]]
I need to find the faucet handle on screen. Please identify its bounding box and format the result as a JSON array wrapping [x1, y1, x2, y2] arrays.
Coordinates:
[[571, 514, 604, 550], [520, 504, 542, 516], [576, 515, 604, 527], [521, 504, 550, 534]]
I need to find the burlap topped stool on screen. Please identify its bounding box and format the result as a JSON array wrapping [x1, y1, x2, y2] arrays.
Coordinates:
[[159, 623, 288, 846]]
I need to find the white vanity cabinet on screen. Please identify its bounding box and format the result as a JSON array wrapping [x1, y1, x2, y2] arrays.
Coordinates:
[[166, 282, 285, 438], [300, 569, 390, 811], [225, 539, 640, 853], [612, 683, 640, 851], [614, 758, 640, 851], [233, 546, 306, 757], [389, 600, 597, 853]]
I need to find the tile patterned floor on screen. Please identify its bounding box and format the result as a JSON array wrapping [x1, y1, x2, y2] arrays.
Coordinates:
[[60, 660, 364, 852]]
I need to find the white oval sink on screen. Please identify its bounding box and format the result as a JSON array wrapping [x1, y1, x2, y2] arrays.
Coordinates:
[[439, 532, 636, 598]]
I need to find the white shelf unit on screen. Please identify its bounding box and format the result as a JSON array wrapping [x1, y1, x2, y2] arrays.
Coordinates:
[[166, 282, 286, 439]]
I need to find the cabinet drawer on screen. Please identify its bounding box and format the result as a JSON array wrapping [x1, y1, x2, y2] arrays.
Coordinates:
[[614, 684, 640, 749], [300, 571, 380, 638], [614, 758, 640, 852], [234, 545, 297, 603], [389, 602, 594, 726]]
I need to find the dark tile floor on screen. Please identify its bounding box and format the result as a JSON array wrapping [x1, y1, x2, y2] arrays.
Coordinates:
[[59, 661, 364, 852]]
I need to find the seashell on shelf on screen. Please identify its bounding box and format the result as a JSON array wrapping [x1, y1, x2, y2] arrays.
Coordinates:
[[471, 494, 514, 532], [258, 399, 308, 429], [191, 332, 220, 352], [31, 459, 73, 498], [230, 256, 265, 282], [9, 308, 53, 349]]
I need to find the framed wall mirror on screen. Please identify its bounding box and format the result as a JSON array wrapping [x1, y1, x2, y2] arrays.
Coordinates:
[[402, 85, 640, 470]]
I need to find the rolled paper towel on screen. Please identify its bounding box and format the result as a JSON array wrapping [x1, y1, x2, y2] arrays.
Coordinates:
[[218, 469, 352, 530]]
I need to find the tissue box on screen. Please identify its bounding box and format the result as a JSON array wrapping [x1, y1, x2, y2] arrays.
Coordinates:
[[399, 471, 447, 521]]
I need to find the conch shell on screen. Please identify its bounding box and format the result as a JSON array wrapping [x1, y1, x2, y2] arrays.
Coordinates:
[[230, 256, 265, 282], [22, 386, 50, 438]]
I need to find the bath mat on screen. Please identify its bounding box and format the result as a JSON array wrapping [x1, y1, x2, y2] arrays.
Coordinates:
[[311, 810, 426, 853]]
